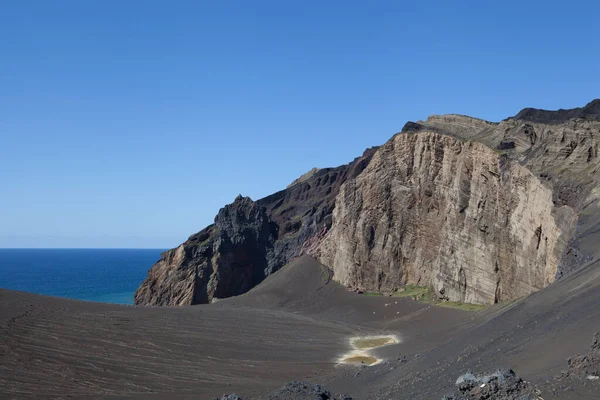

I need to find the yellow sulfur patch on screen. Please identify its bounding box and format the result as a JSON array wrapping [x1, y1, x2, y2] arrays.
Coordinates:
[[339, 353, 379, 366], [351, 336, 396, 350], [337, 334, 399, 366]]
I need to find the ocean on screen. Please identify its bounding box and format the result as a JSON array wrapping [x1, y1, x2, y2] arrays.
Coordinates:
[[0, 249, 164, 305]]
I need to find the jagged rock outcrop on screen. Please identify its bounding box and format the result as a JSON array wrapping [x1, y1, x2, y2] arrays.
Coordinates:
[[565, 333, 600, 379], [315, 131, 577, 304], [134, 195, 276, 305], [258, 381, 352, 400], [136, 100, 600, 306], [135, 149, 377, 306], [442, 369, 537, 400]]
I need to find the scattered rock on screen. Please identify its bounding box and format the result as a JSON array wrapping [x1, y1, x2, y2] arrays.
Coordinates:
[[564, 333, 600, 378], [213, 395, 243, 400], [265, 381, 352, 400], [442, 368, 536, 400]]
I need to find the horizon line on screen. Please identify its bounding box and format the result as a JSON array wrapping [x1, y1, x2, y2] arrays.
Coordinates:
[[0, 247, 169, 250]]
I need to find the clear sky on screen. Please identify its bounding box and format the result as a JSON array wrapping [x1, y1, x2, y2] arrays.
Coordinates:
[[1, 1, 599, 248]]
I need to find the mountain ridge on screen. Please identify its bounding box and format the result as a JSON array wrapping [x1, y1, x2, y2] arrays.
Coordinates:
[[512, 98, 600, 124], [135, 100, 600, 306]]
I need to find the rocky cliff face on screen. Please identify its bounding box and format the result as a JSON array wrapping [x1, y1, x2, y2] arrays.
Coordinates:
[[134, 149, 376, 306], [315, 131, 577, 304], [410, 106, 600, 276], [134, 195, 276, 306], [136, 100, 600, 306]]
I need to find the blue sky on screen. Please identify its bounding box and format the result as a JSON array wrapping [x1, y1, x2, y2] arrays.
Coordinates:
[[1, 1, 599, 248]]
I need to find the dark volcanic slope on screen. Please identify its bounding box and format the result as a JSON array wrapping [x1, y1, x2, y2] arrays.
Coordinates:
[[256, 147, 378, 268], [216, 255, 472, 341], [319, 258, 600, 400], [246, 256, 600, 400], [2, 255, 600, 399], [0, 287, 353, 399], [0, 256, 473, 400]]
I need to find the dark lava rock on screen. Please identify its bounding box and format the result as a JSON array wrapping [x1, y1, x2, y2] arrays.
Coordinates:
[[497, 140, 516, 150], [265, 381, 352, 400], [213, 395, 243, 400], [537, 333, 600, 397], [134, 195, 278, 305], [208, 195, 276, 300], [564, 332, 600, 378], [512, 98, 600, 124], [442, 368, 536, 400]]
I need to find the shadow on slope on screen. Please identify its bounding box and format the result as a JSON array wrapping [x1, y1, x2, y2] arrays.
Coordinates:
[[216, 254, 334, 310], [216, 255, 475, 338]]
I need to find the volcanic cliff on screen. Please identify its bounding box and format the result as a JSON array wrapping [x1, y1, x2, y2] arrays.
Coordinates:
[[135, 100, 600, 306]]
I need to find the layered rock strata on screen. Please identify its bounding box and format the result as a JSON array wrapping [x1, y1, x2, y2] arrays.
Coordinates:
[[316, 131, 576, 304]]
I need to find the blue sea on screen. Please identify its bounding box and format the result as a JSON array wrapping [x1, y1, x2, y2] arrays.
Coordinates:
[[0, 249, 164, 305]]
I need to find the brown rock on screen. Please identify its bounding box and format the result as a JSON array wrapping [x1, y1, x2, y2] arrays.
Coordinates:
[[316, 131, 577, 304]]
